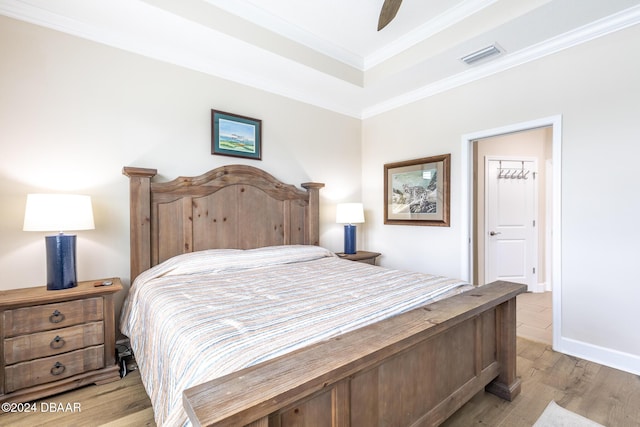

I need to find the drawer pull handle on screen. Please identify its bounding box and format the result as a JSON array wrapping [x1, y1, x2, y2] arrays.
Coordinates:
[[50, 335, 66, 349], [50, 362, 66, 376], [49, 310, 65, 323]]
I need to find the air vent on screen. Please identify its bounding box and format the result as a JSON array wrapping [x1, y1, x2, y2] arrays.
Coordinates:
[[461, 44, 502, 65]]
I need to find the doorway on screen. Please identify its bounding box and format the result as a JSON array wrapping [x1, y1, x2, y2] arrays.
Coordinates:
[[461, 115, 562, 349], [474, 130, 548, 292]]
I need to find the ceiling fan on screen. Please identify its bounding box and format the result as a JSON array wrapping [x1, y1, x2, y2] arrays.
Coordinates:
[[377, 0, 403, 31]]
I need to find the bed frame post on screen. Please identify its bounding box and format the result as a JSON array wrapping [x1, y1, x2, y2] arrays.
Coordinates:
[[122, 166, 158, 281], [301, 182, 324, 246], [485, 295, 521, 401]]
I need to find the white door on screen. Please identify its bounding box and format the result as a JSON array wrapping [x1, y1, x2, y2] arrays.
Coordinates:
[[485, 157, 538, 291]]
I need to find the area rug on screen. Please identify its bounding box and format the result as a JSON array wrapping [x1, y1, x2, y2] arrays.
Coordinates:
[[533, 401, 605, 427]]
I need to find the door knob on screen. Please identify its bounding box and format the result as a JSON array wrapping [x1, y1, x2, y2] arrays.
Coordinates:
[[489, 231, 501, 236]]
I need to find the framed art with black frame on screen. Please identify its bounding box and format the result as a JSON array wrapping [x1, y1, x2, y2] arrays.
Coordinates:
[[211, 110, 262, 160]]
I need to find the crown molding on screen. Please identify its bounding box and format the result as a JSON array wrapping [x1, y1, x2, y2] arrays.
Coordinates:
[[361, 4, 640, 119], [0, 0, 365, 118], [364, 0, 498, 70], [202, 0, 365, 69], [204, 0, 499, 72]]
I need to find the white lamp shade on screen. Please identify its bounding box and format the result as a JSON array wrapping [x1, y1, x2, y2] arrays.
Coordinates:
[[336, 203, 365, 224], [23, 194, 95, 232]]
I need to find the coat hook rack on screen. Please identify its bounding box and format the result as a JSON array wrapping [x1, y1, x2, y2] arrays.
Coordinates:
[[497, 161, 530, 180]]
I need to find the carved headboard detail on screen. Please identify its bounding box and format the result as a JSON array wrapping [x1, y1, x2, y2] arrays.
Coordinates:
[[123, 165, 324, 280]]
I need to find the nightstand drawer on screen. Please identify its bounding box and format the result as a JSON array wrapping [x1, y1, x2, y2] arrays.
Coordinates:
[[4, 345, 105, 393], [4, 322, 104, 365], [3, 297, 103, 337]]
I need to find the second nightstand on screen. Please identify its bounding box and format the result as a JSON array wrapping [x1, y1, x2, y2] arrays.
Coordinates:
[[336, 250, 381, 265]]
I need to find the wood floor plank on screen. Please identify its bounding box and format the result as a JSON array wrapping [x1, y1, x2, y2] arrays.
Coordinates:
[[443, 338, 640, 427], [575, 365, 640, 427], [516, 292, 552, 346], [99, 408, 156, 427], [0, 370, 154, 427]]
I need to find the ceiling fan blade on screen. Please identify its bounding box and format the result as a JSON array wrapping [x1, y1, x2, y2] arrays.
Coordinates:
[[377, 0, 403, 31]]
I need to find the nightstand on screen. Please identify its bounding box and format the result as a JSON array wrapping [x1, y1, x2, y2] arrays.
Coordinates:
[[336, 250, 381, 265], [0, 278, 123, 403]]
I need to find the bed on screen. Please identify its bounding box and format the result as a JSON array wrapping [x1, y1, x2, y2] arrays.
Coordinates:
[[121, 165, 525, 427]]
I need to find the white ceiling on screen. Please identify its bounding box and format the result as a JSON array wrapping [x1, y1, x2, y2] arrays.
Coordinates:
[[1, 0, 639, 117], [203, 0, 503, 68]]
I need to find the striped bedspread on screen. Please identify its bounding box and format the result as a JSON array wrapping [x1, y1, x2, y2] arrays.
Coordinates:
[[120, 245, 471, 426]]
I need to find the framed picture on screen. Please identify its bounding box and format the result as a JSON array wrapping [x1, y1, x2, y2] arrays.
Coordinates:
[[384, 154, 450, 226], [211, 110, 262, 160]]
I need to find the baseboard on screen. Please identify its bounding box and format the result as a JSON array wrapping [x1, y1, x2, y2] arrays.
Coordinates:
[[556, 336, 640, 376], [530, 281, 547, 293]]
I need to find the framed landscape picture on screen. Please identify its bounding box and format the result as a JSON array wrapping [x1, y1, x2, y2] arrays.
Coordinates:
[[211, 110, 262, 160], [384, 154, 450, 226]]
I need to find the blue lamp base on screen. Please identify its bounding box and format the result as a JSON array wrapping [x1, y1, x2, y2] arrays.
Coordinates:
[[45, 234, 78, 291], [343, 224, 357, 255]]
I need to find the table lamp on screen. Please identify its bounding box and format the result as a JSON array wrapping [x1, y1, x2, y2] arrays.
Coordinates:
[[336, 203, 365, 255], [23, 194, 95, 290]]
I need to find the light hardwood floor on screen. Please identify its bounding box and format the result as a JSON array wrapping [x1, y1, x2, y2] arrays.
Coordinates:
[[3, 293, 639, 426], [516, 291, 553, 345], [443, 336, 640, 427], [0, 369, 155, 427]]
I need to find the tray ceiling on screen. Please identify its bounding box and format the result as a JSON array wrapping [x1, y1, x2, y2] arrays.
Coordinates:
[[1, 0, 638, 117]]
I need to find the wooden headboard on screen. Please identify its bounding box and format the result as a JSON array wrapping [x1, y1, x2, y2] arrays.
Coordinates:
[[122, 165, 324, 280]]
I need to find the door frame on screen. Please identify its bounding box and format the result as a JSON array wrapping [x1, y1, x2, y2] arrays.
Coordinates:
[[460, 115, 562, 349]]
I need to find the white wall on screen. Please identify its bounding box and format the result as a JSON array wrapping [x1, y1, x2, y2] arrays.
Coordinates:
[[363, 24, 640, 374], [0, 16, 361, 303]]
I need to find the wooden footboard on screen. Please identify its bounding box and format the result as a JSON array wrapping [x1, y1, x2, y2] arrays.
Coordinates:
[[183, 281, 525, 427]]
